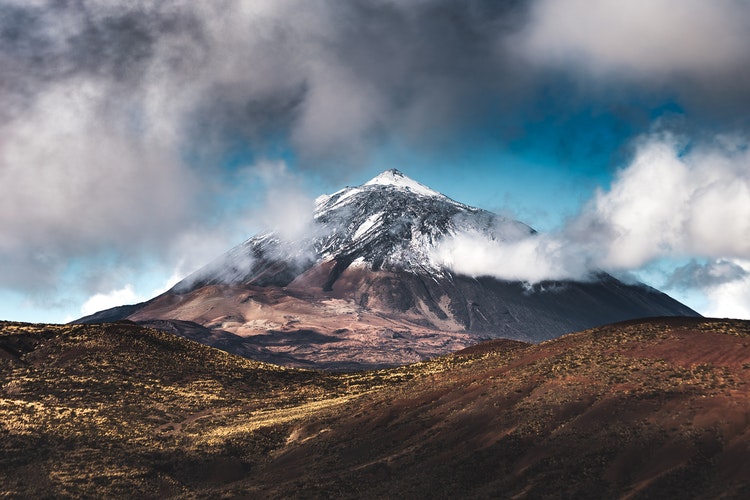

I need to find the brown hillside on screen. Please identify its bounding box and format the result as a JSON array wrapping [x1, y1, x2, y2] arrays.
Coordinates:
[[1, 318, 749, 498]]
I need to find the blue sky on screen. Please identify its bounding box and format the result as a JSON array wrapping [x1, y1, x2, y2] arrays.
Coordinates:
[[1, 0, 750, 322]]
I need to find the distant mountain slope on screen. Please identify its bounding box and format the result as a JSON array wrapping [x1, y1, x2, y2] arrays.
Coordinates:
[[2, 318, 749, 497], [76, 169, 698, 368]]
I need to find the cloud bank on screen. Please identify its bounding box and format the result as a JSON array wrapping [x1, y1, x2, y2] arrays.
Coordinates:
[[0, 0, 529, 303], [517, 0, 750, 110], [519, 0, 750, 75], [435, 133, 750, 288]]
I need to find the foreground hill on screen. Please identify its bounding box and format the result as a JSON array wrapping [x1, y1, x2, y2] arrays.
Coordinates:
[[77, 169, 697, 369], [1, 317, 749, 497]]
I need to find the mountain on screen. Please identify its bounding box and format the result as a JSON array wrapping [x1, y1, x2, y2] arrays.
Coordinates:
[[76, 169, 698, 369], [3, 318, 749, 497]]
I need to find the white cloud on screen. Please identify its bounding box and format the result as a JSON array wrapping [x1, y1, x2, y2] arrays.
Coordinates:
[[577, 134, 750, 266], [80, 284, 142, 316], [240, 161, 317, 242], [432, 229, 590, 283], [703, 277, 750, 319], [518, 0, 750, 80], [79, 267, 186, 317], [688, 259, 750, 319], [0, 78, 194, 249], [434, 131, 750, 313], [158, 266, 186, 294]]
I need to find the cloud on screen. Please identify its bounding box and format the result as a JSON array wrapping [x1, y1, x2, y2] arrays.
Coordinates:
[[702, 273, 750, 320], [0, 77, 198, 289], [80, 284, 142, 317], [433, 229, 589, 283], [667, 260, 749, 291], [0, 0, 530, 299], [432, 212, 590, 283], [238, 161, 317, 242], [664, 259, 750, 319], [79, 267, 183, 316], [515, 0, 750, 122], [170, 161, 326, 291], [2, 0, 749, 320], [434, 132, 750, 290], [518, 0, 750, 79], [0, 0, 532, 163], [575, 133, 750, 266]]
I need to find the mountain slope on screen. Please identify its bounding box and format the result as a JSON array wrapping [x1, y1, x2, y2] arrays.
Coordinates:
[[173, 168, 531, 290], [3, 318, 749, 497], [77, 169, 698, 368]]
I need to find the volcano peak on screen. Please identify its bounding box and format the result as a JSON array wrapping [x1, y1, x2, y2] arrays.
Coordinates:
[[76, 169, 699, 369], [363, 168, 443, 198]]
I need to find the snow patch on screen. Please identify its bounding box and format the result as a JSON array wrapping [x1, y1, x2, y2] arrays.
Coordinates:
[[364, 169, 443, 198], [349, 256, 368, 268], [353, 212, 383, 240], [325, 187, 362, 211], [314, 194, 331, 210]]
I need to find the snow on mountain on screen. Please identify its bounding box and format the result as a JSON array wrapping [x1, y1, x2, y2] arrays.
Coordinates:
[[362, 168, 445, 198], [312, 169, 530, 272], [176, 168, 532, 290]]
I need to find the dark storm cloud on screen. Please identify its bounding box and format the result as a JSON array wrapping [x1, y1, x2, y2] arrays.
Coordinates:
[[516, 0, 750, 122], [5, 0, 748, 172], [0, 2, 203, 113], [2, 0, 750, 306], [0, 0, 536, 295]]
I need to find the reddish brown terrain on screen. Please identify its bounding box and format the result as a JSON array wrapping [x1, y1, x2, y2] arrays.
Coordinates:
[[2, 317, 749, 497], [122, 269, 697, 370], [127, 281, 477, 370], [253, 317, 750, 498]]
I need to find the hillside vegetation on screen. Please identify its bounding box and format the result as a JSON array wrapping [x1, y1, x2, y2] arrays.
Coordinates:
[[1, 318, 749, 498]]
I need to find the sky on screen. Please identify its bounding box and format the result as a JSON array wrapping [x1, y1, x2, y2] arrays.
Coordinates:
[[1, 0, 750, 322]]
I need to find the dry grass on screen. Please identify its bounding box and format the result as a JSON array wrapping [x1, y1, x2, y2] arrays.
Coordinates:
[[1, 318, 749, 498], [0, 321, 472, 497]]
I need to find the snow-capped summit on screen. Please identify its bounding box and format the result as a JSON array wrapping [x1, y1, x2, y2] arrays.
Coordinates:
[[174, 169, 522, 291], [310, 169, 529, 276], [363, 169, 444, 198]]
